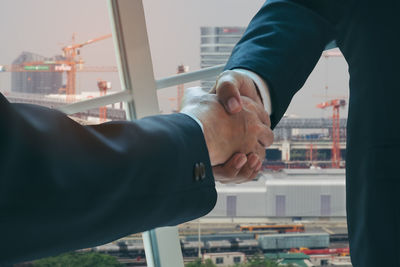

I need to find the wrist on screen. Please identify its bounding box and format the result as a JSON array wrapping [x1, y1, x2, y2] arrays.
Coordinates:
[[252, 80, 263, 105]]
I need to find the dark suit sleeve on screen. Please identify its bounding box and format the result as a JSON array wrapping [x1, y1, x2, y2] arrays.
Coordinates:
[[0, 94, 217, 264], [225, 0, 353, 128]]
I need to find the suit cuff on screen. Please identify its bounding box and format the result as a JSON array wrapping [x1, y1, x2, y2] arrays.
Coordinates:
[[180, 110, 204, 132], [232, 68, 273, 115]]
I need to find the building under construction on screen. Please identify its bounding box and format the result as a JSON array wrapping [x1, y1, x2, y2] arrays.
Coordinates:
[[11, 51, 63, 94]]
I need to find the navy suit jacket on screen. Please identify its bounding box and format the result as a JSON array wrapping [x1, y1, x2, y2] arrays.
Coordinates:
[[225, 0, 400, 266], [0, 93, 217, 265]]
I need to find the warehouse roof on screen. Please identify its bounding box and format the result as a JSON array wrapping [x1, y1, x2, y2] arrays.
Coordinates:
[[216, 169, 345, 192]]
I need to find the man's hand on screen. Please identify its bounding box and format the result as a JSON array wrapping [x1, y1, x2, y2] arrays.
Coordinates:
[[210, 70, 274, 182], [210, 70, 264, 114], [181, 87, 272, 176]]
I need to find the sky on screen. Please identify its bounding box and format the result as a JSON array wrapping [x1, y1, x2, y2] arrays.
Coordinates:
[[0, 0, 349, 117]]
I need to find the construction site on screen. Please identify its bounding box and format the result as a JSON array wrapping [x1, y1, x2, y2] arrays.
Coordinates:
[[1, 29, 351, 267], [0, 33, 118, 123], [0, 31, 349, 170]]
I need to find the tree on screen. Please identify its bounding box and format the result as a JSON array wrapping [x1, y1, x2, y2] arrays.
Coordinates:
[[242, 254, 296, 267], [33, 252, 122, 267]]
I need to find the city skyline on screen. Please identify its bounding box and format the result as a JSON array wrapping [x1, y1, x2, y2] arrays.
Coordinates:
[[0, 0, 349, 117]]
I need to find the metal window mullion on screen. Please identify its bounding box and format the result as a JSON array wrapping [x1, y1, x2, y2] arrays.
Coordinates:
[[107, 1, 184, 267], [58, 64, 225, 115], [108, 0, 159, 120], [156, 64, 224, 90], [57, 90, 131, 115]]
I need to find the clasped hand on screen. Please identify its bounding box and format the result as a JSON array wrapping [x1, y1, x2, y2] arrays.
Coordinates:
[[182, 71, 273, 183]]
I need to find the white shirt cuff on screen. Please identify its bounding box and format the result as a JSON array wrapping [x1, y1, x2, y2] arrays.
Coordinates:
[[232, 68, 272, 115], [180, 111, 204, 132]]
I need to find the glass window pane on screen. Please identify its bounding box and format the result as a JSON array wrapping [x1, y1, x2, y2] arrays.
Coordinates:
[[143, 1, 265, 114], [0, 0, 347, 265]]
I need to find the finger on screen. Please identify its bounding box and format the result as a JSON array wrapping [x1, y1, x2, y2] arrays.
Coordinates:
[[213, 153, 247, 182], [248, 161, 263, 181], [215, 71, 243, 114], [234, 153, 260, 182], [254, 142, 267, 162], [209, 83, 217, 94], [215, 153, 259, 184], [239, 157, 263, 183], [235, 161, 261, 183], [257, 124, 274, 148]]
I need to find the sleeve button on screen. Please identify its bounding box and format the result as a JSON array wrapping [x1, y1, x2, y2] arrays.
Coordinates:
[[193, 163, 201, 181], [199, 162, 206, 180]]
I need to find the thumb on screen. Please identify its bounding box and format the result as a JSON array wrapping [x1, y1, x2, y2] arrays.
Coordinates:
[[214, 71, 243, 114]]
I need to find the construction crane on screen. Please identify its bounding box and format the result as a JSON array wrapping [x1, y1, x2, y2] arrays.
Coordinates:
[[0, 34, 113, 102], [97, 79, 111, 122], [61, 33, 112, 102], [316, 99, 346, 168], [176, 65, 188, 111]]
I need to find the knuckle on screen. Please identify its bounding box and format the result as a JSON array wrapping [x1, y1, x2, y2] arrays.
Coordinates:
[[257, 145, 266, 158], [221, 166, 238, 178]]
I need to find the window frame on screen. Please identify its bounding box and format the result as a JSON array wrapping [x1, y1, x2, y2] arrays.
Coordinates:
[[54, 1, 222, 267]]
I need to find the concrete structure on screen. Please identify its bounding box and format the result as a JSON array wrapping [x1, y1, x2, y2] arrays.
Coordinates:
[[268, 139, 346, 162], [12, 52, 63, 94], [270, 117, 347, 162], [4, 91, 126, 121], [207, 169, 346, 218], [310, 255, 352, 267]]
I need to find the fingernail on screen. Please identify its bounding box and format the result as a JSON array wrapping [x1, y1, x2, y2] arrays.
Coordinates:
[[227, 97, 240, 112], [235, 155, 247, 169], [250, 157, 258, 168]]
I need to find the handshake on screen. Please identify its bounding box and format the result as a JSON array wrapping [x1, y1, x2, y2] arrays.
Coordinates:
[[181, 71, 274, 184]]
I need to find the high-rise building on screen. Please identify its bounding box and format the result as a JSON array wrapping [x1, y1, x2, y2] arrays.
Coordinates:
[[200, 26, 245, 90], [12, 52, 63, 94]]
